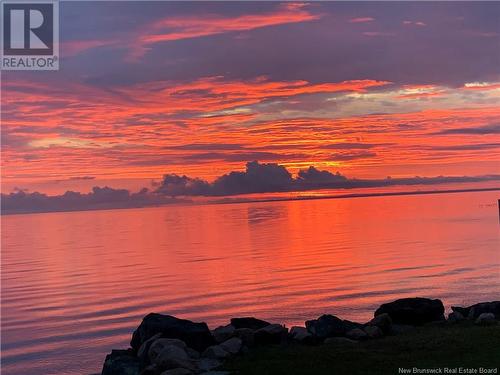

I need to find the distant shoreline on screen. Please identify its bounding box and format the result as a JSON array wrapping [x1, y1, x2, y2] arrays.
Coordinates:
[[2, 186, 499, 216], [213, 186, 500, 206]]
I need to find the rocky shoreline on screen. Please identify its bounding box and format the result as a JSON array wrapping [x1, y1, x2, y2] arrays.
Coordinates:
[[100, 298, 500, 375]]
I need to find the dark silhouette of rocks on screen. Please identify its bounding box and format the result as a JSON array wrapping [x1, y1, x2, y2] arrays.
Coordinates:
[[305, 314, 362, 339], [130, 313, 214, 353], [451, 301, 500, 320], [101, 297, 498, 375], [230, 317, 271, 330], [102, 349, 140, 375], [374, 297, 445, 325], [365, 313, 392, 334], [254, 324, 288, 345]]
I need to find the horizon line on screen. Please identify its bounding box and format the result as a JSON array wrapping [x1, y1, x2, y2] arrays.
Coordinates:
[[2, 186, 499, 216]]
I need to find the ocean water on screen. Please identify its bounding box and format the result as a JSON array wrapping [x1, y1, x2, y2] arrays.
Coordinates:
[[1, 191, 499, 374]]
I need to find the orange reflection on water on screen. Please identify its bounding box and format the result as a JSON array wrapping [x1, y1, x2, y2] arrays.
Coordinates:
[[1, 190, 499, 374]]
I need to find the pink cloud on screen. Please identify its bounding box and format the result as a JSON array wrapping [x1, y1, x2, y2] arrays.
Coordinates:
[[60, 3, 322, 61], [130, 3, 321, 60], [349, 17, 375, 23]]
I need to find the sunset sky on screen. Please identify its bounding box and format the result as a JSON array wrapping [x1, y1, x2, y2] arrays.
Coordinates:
[[2, 1, 500, 198]]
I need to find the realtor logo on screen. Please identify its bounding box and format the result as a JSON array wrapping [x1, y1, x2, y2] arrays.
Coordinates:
[[1, 0, 59, 70]]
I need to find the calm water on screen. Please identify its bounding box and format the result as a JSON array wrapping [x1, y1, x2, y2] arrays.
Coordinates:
[[1, 191, 499, 374]]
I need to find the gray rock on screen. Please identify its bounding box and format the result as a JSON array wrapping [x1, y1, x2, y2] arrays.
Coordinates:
[[131, 313, 214, 352], [324, 337, 357, 345], [345, 328, 368, 340], [364, 325, 383, 338], [447, 311, 465, 323], [153, 346, 195, 372], [202, 345, 231, 360], [220, 337, 242, 354], [233, 328, 255, 347], [452, 301, 500, 320], [212, 325, 236, 344], [230, 317, 271, 330], [290, 326, 312, 342], [367, 313, 392, 334], [374, 298, 445, 325], [138, 333, 161, 358], [160, 369, 193, 375], [198, 358, 222, 372], [475, 313, 497, 326], [254, 324, 288, 345], [149, 338, 187, 364], [101, 349, 140, 375], [137, 333, 162, 367]]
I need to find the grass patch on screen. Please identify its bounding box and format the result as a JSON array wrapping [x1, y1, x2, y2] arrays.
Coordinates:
[[224, 323, 500, 375]]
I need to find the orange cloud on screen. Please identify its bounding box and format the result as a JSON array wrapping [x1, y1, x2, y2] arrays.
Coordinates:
[[2, 74, 499, 193]]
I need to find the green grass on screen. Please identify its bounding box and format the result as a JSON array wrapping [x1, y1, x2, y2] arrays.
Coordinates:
[[224, 323, 500, 375]]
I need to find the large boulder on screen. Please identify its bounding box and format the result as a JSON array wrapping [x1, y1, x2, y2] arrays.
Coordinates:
[[451, 301, 500, 320], [374, 298, 445, 325], [289, 326, 313, 344], [254, 324, 288, 345], [137, 333, 162, 367], [131, 314, 214, 352], [152, 345, 196, 372], [220, 337, 242, 354], [148, 338, 187, 364], [101, 349, 140, 375], [305, 315, 361, 339], [475, 313, 497, 326], [447, 311, 465, 324], [230, 317, 271, 330]]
